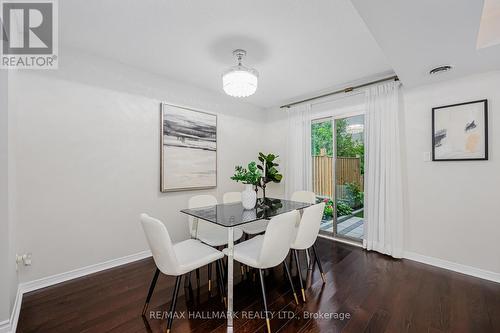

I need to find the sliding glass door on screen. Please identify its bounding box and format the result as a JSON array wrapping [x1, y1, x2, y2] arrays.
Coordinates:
[[311, 114, 365, 242]]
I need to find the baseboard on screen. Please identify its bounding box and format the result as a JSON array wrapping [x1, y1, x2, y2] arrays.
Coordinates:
[[19, 250, 152, 293], [404, 251, 500, 283], [4, 250, 152, 333], [321, 235, 500, 283], [0, 285, 23, 333]]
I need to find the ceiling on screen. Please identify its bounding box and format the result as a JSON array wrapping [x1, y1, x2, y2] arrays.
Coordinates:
[[351, 0, 500, 88], [59, 0, 392, 108], [60, 1, 500, 108]]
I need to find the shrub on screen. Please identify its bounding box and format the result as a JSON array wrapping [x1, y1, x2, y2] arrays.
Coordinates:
[[336, 200, 353, 217], [319, 197, 353, 218], [345, 182, 364, 208]]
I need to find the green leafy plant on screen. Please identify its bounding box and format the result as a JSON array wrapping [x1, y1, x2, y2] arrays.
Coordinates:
[[319, 197, 353, 218], [345, 182, 364, 208], [320, 197, 335, 218], [230, 161, 262, 185], [324, 204, 334, 218], [336, 200, 353, 217], [257, 152, 283, 184], [256, 152, 283, 197]]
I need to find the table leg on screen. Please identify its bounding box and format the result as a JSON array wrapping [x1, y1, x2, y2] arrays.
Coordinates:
[[227, 227, 234, 329]]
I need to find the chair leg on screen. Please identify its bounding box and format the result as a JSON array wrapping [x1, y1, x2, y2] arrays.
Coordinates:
[[293, 249, 306, 302], [142, 268, 160, 316], [258, 269, 271, 333], [311, 244, 326, 283], [195, 268, 200, 288], [240, 264, 245, 278], [208, 263, 212, 293], [216, 259, 227, 306], [282, 261, 299, 305], [306, 248, 314, 270], [166, 275, 182, 333]]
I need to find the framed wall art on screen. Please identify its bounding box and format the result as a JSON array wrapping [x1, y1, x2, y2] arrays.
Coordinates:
[[160, 103, 217, 192], [432, 99, 488, 161]]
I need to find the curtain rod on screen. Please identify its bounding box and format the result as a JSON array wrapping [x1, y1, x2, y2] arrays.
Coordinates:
[[280, 75, 399, 109]]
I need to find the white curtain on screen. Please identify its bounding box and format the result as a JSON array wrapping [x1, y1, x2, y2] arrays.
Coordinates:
[[363, 81, 404, 258], [285, 104, 312, 199]]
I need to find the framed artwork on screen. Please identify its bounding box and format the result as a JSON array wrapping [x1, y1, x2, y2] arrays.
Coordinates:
[[432, 99, 488, 161], [160, 103, 217, 192]]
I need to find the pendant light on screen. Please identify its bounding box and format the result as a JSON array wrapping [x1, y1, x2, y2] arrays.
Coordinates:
[[222, 49, 259, 97]]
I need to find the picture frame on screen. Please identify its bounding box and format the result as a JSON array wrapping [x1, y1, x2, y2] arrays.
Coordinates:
[[432, 99, 488, 161], [160, 102, 217, 192]]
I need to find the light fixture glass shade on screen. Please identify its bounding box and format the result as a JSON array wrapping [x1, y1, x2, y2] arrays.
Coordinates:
[[222, 65, 259, 97]]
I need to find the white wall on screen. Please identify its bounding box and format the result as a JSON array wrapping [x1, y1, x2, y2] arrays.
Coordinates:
[[0, 69, 10, 322], [9, 49, 265, 283], [402, 71, 500, 274], [264, 71, 500, 275], [1, 69, 18, 325]]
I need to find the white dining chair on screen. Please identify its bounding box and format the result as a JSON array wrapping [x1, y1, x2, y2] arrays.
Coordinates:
[[290, 202, 326, 302], [222, 210, 300, 333], [222, 191, 268, 236], [140, 214, 225, 333], [291, 190, 317, 204], [188, 195, 243, 291]]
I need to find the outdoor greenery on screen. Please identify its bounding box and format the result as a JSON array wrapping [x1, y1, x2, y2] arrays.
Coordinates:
[[312, 118, 365, 220], [335, 119, 364, 174], [311, 121, 333, 156], [345, 182, 364, 209], [230, 161, 262, 186], [336, 200, 353, 217], [320, 197, 353, 218], [311, 119, 365, 173]]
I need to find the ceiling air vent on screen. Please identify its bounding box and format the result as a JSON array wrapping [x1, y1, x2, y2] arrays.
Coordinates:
[[429, 65, 453, 75]]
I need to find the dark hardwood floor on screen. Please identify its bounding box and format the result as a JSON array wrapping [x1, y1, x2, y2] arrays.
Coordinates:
[[17, 238, 500, 333]]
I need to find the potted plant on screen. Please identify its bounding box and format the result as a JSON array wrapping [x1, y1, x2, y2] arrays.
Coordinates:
[[256, 152, 283, 198], [230, 161, 262, 209]]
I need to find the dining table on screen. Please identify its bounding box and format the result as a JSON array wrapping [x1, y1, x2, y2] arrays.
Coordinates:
[[180, 197, 312, 331]]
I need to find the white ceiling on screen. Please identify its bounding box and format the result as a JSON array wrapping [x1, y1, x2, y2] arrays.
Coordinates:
[[351, 0, 500, 88], [59, 0, 392, 108]]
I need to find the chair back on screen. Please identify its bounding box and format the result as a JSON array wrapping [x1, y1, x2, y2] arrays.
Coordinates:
[[223, 192, 241, 204], [188, 194, 219, 238], [292, 203, 325, 249], [257, 210, 299, 268], [291, 190, 316, 204], [140, 214, 180, 275]]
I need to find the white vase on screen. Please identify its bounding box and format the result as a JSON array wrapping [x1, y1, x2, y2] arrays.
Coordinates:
[[241, 184, 257, 210]]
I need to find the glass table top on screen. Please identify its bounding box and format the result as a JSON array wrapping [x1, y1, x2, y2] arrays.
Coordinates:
[[180, 197, 312, 228]]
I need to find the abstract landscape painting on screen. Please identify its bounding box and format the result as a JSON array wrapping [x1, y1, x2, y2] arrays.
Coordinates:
[[432, 100, 488, 161], [161, 103, 217, 191]]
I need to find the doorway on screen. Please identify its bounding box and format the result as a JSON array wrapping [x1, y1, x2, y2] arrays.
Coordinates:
[[311, 114, 365, 242]]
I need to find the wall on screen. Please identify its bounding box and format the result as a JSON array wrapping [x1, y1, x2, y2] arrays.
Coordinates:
[[0, 69, 9, 322], [264, 71, 500, 276], [1, 69, 18, 326], [402, 71, 500, 274], [9, 49, 265, 283]]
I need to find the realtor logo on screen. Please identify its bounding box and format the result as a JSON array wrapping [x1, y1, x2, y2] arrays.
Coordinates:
[[1, 0, 58, 69]]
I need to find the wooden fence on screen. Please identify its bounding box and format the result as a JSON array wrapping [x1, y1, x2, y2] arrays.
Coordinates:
[[313, 156, 363, 199]]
